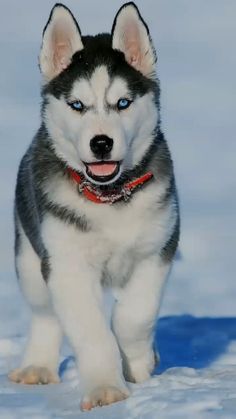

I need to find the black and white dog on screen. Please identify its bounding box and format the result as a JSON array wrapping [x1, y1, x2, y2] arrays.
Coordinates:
[[10, 2, 179, 411]]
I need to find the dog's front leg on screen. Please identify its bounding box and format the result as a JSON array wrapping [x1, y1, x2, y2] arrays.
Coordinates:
[[42, 216, 129, 410], [112, 255, 170, 383]]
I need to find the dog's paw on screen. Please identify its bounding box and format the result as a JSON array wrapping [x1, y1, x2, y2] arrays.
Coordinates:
[[124, 350, 158, 383], [80, 386, 129, 411], [8, 366, 60, 385]]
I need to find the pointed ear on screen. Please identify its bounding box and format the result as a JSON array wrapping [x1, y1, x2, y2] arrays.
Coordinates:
[[39, 4, 83, 82], [112, 2, 156, 78], [112, 2, 156, 79]]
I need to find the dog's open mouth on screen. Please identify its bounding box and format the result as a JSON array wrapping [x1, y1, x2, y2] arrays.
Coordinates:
[[84, 161, 120, 183]]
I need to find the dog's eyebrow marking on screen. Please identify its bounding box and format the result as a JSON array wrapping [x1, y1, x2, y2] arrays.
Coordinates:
[[70, 79, 95, 107], [106, 78, 129, 106]]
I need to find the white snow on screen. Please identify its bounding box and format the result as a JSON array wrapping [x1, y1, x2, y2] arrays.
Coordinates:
[[0, 0, 236, 417]]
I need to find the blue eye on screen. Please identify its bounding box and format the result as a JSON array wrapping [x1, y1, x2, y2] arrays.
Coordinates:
[[69, 100, 84, 112], [117, 98, 132, 111]]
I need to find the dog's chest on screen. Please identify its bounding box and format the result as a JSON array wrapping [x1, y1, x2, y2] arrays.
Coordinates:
[[47, 177, 173, 285], [86, 202, 154, 286], [79, 189, 172, 286]]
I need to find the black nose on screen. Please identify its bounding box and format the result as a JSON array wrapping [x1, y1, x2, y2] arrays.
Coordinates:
[[90, 135, 113, 159]]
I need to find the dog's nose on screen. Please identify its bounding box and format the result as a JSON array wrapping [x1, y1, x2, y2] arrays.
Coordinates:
[[90, 135, 113, 159]]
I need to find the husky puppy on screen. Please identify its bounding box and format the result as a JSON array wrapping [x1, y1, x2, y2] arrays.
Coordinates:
[[9, 2, 179, 411]]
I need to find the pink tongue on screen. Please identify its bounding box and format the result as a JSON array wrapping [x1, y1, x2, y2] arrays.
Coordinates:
[[87, 163, 117, 177]]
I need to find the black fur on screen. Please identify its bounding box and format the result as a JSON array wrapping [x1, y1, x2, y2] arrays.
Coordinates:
[[161, 215, 180, 263], [44, 200, 90, 232], [41, 250, 51, 282]]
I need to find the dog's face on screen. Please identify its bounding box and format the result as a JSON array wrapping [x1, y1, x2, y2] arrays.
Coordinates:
[[40, 3, 159, 185]]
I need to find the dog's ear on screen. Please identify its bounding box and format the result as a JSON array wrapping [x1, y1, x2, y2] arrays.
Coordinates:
[[112, 2, 156, 79], [39, 4, 83, 82]]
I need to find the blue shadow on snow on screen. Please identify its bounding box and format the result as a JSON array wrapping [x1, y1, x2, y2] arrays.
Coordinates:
[[154, 315, 236, 374]]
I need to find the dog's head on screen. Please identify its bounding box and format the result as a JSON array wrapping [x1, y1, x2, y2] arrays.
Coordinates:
[[40, 3, 159, 185]]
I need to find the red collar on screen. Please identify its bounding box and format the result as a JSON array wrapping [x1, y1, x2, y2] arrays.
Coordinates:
[[67, 167, 154, 204]]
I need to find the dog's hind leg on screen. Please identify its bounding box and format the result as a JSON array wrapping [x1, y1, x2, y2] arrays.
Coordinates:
[[112, 256, 170, 383], [9, 221, 62, 385]]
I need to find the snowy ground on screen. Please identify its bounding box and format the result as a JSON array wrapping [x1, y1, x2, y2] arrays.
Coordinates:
[[0, 0, 236, 417]]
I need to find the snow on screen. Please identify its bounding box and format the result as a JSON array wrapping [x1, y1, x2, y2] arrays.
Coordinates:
[[0, 0, 236, 417]]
